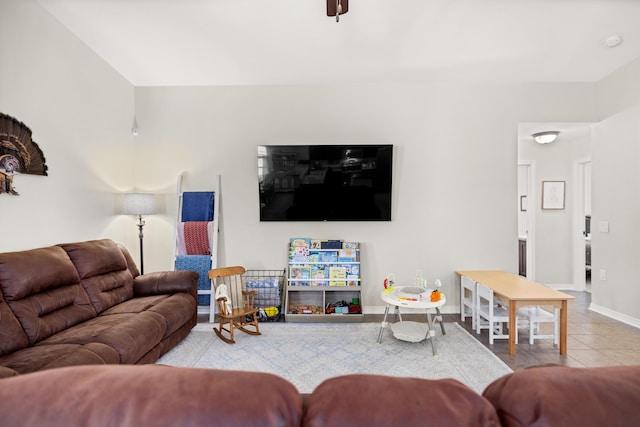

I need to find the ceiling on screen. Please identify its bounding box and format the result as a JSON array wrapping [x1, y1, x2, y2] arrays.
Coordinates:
[[37, 0, 640, 87]]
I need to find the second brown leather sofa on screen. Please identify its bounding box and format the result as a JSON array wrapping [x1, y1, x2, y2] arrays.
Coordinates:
[[1, 364, 639, 426], [0, 239, 198, 378]]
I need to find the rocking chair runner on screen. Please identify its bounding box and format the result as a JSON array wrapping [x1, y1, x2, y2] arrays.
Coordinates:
[[208, 266, 261, 344]]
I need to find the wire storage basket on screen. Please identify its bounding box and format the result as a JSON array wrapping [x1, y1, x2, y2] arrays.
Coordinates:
[[243, 269, 286, 322]]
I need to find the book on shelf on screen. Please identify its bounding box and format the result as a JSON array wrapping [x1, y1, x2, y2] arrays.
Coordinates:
[[310, 239, 322, 249], [310, 265, 330, 286], [289, 246, 310, 263], [338, 249, 358, 262], [342, 241, 359, 249], [345, 264, 360, 286], [290, 237, 310, 247], [321, 240, 342, 249], [345, 264, 360, 277], [290, 265, 311, 279], [318, 251, 338, 263], [329, 266, 347, 286]]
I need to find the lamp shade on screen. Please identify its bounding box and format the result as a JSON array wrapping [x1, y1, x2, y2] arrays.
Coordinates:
[[122, 193, 157, 215]]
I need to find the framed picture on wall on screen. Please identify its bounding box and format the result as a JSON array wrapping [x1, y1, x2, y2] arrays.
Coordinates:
[[542, 181, 565, 210]]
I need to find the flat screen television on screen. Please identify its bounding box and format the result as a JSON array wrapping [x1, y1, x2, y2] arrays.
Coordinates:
[[258, 144, 393, 221]]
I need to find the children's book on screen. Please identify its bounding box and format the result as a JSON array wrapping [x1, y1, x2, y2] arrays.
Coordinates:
[[345, 264, 360, 286], [289, 237, 311, 262], [290, 246, 309, 262], [321, 240, 342, 249], [338, 249, 357, 262], [290, 265, 311, 278], [311, 265, 329, 286], [329, 266, 347, 286], [345, 264, 360, 276], [289, 266, 311, 286], [290, 237, 311, 247], [319, 251, 338, 263]]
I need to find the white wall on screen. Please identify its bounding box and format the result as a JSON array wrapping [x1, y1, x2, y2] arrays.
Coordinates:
[[591, 57, 640, 324], [0, 0, 135, 252], [5, 0, 639, 323], [134, 83, 596, 313]]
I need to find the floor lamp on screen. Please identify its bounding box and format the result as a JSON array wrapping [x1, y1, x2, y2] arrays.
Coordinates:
[[122, 193, 157, 274]]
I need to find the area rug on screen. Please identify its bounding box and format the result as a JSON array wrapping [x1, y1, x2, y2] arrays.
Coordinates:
[[156, 322, 512, 394]]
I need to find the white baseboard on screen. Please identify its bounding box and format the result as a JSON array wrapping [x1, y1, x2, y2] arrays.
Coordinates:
[[589, 303, 640, 329], [545, 283, 575, 291]]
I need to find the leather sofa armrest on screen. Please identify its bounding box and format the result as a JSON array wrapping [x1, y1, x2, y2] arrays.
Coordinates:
[[482, 365, 640, 427], [133, 270, 198, 299]]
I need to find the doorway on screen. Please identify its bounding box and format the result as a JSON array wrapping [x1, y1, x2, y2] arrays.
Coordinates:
[[518, 162, 535, 279], [518, 122, 593, 289], [573, 159, 592, 292]]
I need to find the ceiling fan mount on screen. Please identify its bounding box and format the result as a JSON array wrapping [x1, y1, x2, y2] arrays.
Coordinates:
[[327, 0, 349, 22]]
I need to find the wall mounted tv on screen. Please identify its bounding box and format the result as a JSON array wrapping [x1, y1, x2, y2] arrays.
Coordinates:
[[258, 144, 393, 221]]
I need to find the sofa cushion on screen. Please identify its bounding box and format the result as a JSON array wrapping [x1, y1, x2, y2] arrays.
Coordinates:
[[0, 246, 96, 345], [101, 293, 197, 339], [60, 239, 134, 314], [60, 239, 128, 279], [0, 365, 304, 427], [482, 365, 640, 427], [36, 312, 166, 364], [78, 269, 134, 314], [0, 342, 120, 375], [304, 374, 501, 427], [0, 246, 80, 299]]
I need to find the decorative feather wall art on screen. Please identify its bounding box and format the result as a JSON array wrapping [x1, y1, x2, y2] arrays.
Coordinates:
[[0, 113, 48, 195]]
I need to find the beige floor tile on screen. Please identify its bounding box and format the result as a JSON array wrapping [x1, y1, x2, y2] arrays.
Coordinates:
[[600, 349, 640, 365], [567, 349, 622, 367]]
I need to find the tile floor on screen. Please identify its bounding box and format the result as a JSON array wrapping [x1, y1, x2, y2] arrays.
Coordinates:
[[450, 291, 640, 370]]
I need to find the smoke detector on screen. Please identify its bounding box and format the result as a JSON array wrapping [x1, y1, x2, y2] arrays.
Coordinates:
[[603, 34, 623, 48]]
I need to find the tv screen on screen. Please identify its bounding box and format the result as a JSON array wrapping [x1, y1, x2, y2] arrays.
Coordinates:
[[258, 144, 393, 221]]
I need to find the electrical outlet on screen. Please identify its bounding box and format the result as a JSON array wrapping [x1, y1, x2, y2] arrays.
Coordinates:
[[599, 269, 607, 281]]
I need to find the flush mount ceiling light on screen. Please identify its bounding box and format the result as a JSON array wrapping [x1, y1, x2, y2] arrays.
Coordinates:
[[327, 0, 348, 22], [532, 131, 559, 144]]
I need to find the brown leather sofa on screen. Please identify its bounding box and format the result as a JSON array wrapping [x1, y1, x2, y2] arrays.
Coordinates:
[[0, 364, 638, 426], [0, 239, 198, 378]]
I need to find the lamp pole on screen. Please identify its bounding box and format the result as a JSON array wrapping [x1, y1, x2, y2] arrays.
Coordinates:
[[122, 193, 157, 275], [136, 214, 146, 274]]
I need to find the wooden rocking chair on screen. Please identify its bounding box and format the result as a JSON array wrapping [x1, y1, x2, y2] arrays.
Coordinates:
[[208, 266, 261, 344]]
